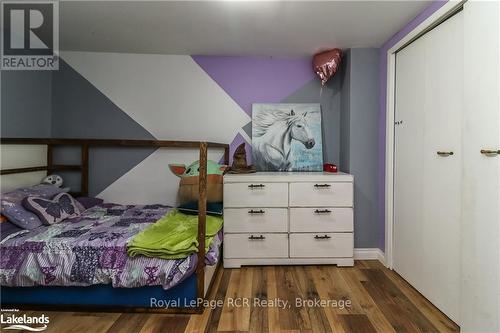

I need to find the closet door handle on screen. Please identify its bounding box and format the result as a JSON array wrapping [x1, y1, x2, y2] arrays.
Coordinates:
[[480, 149, 500, 156], [437, 151, 454, 156]]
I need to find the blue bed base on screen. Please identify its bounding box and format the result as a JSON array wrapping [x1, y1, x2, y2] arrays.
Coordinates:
[[1, 273, 198, 309]]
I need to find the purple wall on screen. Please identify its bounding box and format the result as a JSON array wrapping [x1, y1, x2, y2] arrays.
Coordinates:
[[378, 1, 447, 249], [192, 56, 315, 117], [192, 56, 317, 163]]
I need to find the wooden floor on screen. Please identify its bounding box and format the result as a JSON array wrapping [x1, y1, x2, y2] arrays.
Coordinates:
[[5, 261, 459, 333]]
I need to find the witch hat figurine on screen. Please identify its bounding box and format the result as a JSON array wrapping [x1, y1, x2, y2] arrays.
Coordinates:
[[227, 143, 256, 174]]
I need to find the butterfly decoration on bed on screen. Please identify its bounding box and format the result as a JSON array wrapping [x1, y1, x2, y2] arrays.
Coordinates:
[[23, 193, 81, 225], [41, 266, 57, 284], [32, 194, 76, 218], [144, 266, 159, 285]]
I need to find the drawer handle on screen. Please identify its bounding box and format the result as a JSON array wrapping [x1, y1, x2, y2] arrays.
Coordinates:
[[314, 184, 331, 188], [314, 209, 332, 214], [248, 209, 265, 214], [248, 235, 265, 240], [248, 184, 265, 189], [480, 149, 500, 156], [437, 151, 454, 156], [314, 234, 331, 240]]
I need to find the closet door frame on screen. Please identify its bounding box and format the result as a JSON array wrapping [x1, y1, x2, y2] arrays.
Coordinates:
[[384, 0, 464, 269]]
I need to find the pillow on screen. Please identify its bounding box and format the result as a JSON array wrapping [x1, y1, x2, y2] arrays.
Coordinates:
[[1, 184, 69, 229], [74, 200, 86, 213], [178, 201, 223, 216], [22, 193, 82, 225], [75, 197, 104, 210], [0, 219, 23, 241]]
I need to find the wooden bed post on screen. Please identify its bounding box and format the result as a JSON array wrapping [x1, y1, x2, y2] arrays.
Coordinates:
[[46, 144, 53, 175], [196, 142, 208, 305], [224, 146, 230, 165], [81, 145, 89, 196]]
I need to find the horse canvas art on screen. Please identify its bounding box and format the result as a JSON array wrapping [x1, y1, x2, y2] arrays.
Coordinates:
[[252, 103, 323, 171]]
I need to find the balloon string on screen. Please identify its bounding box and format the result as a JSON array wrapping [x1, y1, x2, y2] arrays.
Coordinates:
[[319, 85, 323, 99]]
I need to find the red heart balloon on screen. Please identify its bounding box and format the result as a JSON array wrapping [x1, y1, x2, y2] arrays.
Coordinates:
[[313, 49, 342, 86]]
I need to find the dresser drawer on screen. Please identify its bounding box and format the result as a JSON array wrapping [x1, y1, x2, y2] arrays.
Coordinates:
[[224, 208, 288, 233], [224, 182, 288, 207], [224, 234, 288, 258], [290, 208, 353, 232], [289, 182, 353, 207], [289, 233, 353, 258]]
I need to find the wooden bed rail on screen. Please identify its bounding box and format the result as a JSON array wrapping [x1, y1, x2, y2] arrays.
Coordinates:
[[0, 137, 229, 193], [0, 137, 229, 148], [0, 137, 230, 313]]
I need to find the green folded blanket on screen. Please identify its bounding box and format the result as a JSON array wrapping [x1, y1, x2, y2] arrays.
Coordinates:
[[127, 210, 223, 259]]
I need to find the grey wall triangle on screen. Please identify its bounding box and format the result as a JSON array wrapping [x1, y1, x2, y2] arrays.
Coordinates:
[[280, 72, 343, 165], [242, 121, 252, 139], [1, 71, 52, 138], [51, 59, 157, 196]]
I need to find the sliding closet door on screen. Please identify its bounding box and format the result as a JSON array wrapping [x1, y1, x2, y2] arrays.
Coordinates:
[[421, 11, 463, 323], [461, 1, 500, 331], [394, 11, 463, 323], [393, 32, 426, 296]]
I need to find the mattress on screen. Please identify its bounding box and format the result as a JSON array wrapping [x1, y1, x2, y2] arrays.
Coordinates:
[[0, 203, 222, 290]]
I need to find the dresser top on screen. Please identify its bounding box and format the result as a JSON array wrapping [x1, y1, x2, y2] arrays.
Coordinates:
[[224, 171, 353, 183]]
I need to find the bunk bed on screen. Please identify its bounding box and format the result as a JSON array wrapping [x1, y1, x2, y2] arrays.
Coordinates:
[[0, 138, 229, 313]]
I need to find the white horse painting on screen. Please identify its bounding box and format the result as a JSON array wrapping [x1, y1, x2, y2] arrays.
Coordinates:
[[252, 104, 323, 171]]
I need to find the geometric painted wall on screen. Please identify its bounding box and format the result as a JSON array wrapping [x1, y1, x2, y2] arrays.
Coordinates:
[[2, 50, 382, 249], [52, 51, 340, 205], [54, 52, 249, 204]]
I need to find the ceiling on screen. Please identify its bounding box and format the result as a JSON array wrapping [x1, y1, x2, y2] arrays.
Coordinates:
[[60, 1, 432, 56]]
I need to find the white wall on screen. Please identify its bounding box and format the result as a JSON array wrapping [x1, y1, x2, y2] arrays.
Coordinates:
[[59, 51, 250, 204], [0, 145, 47, 192]]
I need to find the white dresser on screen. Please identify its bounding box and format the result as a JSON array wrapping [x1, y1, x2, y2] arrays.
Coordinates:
[[223, 172, 354, 268]]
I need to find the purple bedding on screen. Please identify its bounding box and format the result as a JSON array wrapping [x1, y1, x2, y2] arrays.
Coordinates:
[[0, 203, 222, 290]]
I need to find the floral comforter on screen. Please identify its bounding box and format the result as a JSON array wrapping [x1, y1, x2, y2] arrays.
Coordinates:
[[0, 203, 221, 290]]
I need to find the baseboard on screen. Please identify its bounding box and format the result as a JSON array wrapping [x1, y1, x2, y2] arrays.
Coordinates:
[[354, 248, 386, 265]]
